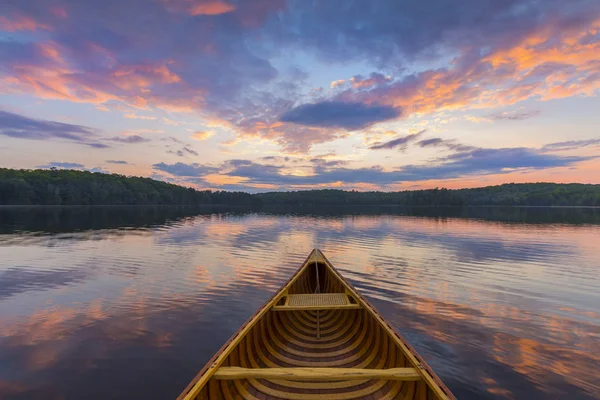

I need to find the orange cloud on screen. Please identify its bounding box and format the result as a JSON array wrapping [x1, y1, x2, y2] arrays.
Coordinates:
[[37, 42, 64, 64], [0, 42, 203, 113], [1, 64, 115, 103], [124, 113, 157, 120], [111, 64, 182, 90], [365, 17, 600, 118], [189, 1, 236, 15], [162, 117, 183, 125], [190, 131, 214, 140], [330, 79, 346, 89]]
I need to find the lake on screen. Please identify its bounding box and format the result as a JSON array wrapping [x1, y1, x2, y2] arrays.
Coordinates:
[[0, 206, 599, 399]]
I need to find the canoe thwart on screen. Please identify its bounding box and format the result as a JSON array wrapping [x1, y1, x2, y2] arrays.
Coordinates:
[[272, 293, 361, 311], [213, 367, 423, 381]]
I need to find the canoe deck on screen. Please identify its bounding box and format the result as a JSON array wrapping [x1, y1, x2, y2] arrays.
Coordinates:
[[178, 249, 455, 400]]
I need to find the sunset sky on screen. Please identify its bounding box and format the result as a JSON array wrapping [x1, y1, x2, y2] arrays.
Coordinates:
[[1, 0, 599, 192]]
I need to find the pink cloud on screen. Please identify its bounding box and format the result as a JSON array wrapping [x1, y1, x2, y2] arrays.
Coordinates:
[[0, 42, 203, 112], [51, 7, 68, 19], [189, 1, 236, 16], [0, 14, 51, 32]]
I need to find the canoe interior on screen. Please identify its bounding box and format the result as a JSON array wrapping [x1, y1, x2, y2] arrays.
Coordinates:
[[179, 250, 455, 400]]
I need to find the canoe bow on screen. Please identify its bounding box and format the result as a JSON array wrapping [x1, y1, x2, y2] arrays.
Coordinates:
[[178, 249, 455, 400]]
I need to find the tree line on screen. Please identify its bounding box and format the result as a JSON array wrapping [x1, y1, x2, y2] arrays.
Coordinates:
[[0, 168, 257, 206], [1, 168, 599, 206], [256, 184, 600, 206]]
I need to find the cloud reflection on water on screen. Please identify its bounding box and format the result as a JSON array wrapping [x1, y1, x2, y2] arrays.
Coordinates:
[[0, 207, 598, 399]]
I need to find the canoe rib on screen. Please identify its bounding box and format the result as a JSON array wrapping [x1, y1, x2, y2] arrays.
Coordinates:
[[213, 367, 422, 381], [177, 249, 456, 400]]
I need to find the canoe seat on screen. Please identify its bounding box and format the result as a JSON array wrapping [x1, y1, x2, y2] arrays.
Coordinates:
[[213, 367, 422, 381], [272, 293, 361, 311]]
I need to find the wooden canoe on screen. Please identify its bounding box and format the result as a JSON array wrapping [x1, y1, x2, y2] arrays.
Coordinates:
[[178, 249, 455, 400]]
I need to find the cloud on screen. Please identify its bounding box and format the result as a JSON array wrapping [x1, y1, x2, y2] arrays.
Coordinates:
[[230, 148, 589, 186], [417, 138, 444, 147], [417, 137, 477, 152], [0, 14, 51, 32], [168, 145, 199, 157], [330, 79, 346, 89], [181, 146, 199, 156], [487, 110, 541, 121], [310, 158, 349, 168], [124, 113, 157, 120], [224, 159, 284, 182], [280, 101, 401, 130], [0, 0, 598, 152], [465, 115, 492, 123], [152, 141, 592, 189], [324, 9, 600, 121], [542, 138, 600, 152], [133, 129, 164, 134], [107, 135, 151, 143], [369, 130, 426, 150], [152, 162, 218, 176], [190, 131, 214, 141], [0, 110, 107, 148], [162, 118, 183, 126], [37, 162, 85, 169], [188, 1, 236, 16], [161, 136, 185, 144], [399, 148, 591, 181], [350, 73, 391, 89], [106, 160, 128, 164]]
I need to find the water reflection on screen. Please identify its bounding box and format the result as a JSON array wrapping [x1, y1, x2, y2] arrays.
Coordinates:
[[0, 206, 599, 399]]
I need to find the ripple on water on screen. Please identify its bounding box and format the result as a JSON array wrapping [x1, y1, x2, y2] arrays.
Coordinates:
[[0, 208, 599, 399]]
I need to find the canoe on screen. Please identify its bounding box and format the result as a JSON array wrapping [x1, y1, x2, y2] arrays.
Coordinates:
[[178, 249, 455, 400]]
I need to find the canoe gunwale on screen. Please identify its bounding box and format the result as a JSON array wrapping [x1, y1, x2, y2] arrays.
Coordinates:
[[176, 249, 456, 400]]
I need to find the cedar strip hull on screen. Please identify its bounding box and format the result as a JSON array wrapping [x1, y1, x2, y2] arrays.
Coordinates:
[[178, 250, 455, 400]]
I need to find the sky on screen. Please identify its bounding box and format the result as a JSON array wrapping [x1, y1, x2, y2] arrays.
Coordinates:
[[0, 0, 599, 192]]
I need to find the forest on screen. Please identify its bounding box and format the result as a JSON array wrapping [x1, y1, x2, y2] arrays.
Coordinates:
[[1, 168, 599, 206], [257, 184, 600, 206], [0, 168, 257, 206]]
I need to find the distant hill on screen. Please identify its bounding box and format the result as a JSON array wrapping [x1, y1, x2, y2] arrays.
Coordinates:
[[1, 168, 599, 206]]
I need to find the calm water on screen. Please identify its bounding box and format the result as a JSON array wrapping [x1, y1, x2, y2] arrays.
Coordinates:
[[0, 206, 599, 399]]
